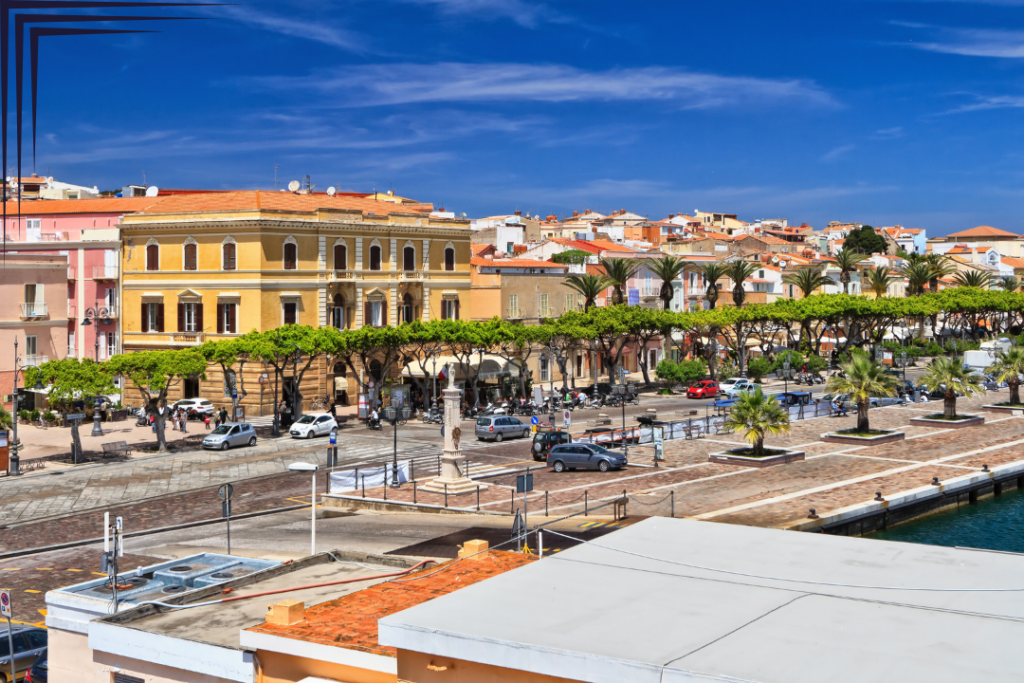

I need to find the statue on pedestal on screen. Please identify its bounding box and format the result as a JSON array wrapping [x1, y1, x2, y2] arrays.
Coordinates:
[[420, 363, 484, 495]]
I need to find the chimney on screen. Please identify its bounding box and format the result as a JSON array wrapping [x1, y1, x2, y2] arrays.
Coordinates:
[[514, 210, 522, 216], [668, 214, 675, 219], [573, 211, 579, 217], [266, 600, 305, 626], [620, 209, 626, 215], [547, 215, 557, 222]]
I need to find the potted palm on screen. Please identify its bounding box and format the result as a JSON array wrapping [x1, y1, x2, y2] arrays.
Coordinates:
[[710, 387, 802, 468], [985, 347, 1024, 412], [821, 355, 906, 444], [911, 357, 985, 428]]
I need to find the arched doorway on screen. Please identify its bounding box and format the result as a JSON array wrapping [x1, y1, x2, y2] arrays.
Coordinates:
[[333, 361, 349, 406]]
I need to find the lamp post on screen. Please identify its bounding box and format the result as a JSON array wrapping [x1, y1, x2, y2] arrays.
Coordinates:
[[81, 305, 113, 437], [544, 346, 565, 426], [431, 355, 437, 415], [8, 337, 44, 477], [901, 351, 908, 388], [612, 383, 634, 458], [272, 337, 302, 438], [383, 400, 411, 488], [288, 462, 319, 556], [783, 359, 791, 395]]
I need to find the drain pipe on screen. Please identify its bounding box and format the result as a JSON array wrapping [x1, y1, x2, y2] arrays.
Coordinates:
[[141, 559, 435, 611]]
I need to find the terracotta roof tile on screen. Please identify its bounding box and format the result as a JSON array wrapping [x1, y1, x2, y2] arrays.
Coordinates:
[[0, 196, 161, 215], [947, 225, 1019, 239], [130, 190, 434, 217], [246, 552, 534, 658]]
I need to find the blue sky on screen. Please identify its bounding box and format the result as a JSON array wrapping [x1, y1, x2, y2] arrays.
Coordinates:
[[23, 0, 1024, 233]]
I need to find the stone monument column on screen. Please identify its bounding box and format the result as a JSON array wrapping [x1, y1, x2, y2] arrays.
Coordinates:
[[420, 363, 484, 495]]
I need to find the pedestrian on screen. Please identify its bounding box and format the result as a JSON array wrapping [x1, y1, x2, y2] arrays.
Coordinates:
[[180, 408, 188, 433], [171, 411, 178, 431], [219, 406, 229, 426], [329, 402, 337, 419], [204, 413, 211, 430]]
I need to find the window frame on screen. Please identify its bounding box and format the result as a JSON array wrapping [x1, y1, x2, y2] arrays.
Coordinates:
[[222, 239, 237, 271], [183, 239, 198, 271], [146, 243, 160, 271], [444, 243, 455, 271], [283, 238, 298, 270], [368, 243, 382, 271]]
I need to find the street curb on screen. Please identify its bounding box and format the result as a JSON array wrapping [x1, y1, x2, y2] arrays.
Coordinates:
[[0, 503, 309, 560]]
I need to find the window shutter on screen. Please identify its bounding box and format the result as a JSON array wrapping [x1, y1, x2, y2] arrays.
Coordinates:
[[335, 244, 346, 270], [217, 304, 224, 334], [142, 302, 147, 331], [157, 304, 165, 332], [228, 304, 236, 333], [364, 302, 370, 326], [177, 303, 185, 332], [441, 300, 448, 320], [196, 303, 204, 332], [284, 303, 296, 325], [381, 300, 387, 326], [147, 245, 158, 271], [454, 299, 460, 320]]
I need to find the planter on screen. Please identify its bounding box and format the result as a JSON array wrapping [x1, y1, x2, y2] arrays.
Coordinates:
[[909, 414, 985, 429], [983, 404, 1024, 415], [709, 448, 805, 468], [111, 409, 129, 422], [821, 430, 906, 446]]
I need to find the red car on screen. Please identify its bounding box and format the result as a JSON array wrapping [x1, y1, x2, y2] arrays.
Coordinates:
[[687, 380, 719, 399]]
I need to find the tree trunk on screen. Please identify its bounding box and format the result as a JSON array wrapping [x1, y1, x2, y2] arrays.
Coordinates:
[[857, 399, 870, 432], [70, 419, 82, 460], [661, 283, 673, 311], [1011, 378, 1020, 406], [639, 357, 652, 387], [842, 275, 849, 295], [754, 435, 764, 458], [944, 390, 957, 419]]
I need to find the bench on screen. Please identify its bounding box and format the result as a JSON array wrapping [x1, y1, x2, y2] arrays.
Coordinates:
[[684, 421, 704, 440], [830, 405, 849, 418], [101, 441, 132, 458]]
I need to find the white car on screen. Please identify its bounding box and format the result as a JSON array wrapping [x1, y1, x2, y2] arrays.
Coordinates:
[[719, 378, 758, 398], [289, 413, 338, 439], [170, 398, 215, 418]]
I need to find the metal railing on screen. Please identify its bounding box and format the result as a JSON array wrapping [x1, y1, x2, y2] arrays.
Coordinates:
[[400, 270, 424, 280], [20, 302, 47, 317], [507, 307, 522, 319], [22, 355, 48, 366], [66, 347, 76, 359], [92, 265, 118, 279]]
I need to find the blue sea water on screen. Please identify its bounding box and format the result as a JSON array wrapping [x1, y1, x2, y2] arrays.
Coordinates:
[[869, 487, 1024, 553]]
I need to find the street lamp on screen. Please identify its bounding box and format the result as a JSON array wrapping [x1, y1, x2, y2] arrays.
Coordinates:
[[901, 350, 908, 391], [80, 304, 113, 361], [272, 338, 302, 438], [383, 402, 411, 488], [288, 461, 319, 556], [545, 346, 565, 426], [612, 383, 634, 459], [783, 358, 791, 395], [9, 337, 44, 476]]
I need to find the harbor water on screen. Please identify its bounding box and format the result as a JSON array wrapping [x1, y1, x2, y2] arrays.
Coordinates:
[[869, 485, 1024, 553]]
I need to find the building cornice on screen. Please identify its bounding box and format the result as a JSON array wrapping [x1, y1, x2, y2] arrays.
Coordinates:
[[121, 217, 472, 238]]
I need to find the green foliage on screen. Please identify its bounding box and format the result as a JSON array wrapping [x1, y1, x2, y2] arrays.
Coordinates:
[[42, 411, 56, 423], [29, 409, 40, 422], [770, 350, 804, 371], [918, 356, 985, 419], [551, 249, 591, 265], [724, 387, 791, 457], [655, 359, 707, 385], [825, 355, 900, 431], [925, 340, 944, 356], [599, 258, 638, 305], [563, 273, 608, 311], [782, 267, 835, 298], [843, 225, 888, 255], [746, 357, 772, 382], [18, 409, 29, 422], [0, 405, 12, 430], [987, 346, 1024, 404]]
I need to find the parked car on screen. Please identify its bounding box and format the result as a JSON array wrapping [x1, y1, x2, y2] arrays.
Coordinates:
[[25, 648, 47, 682], [822, 392, 904, 408], [547, 443, 628, 473], [719, 378, 758, 398], [289, 413, 339, 439], [170, 398, 215, 418], [0, 625, 47, 682], [686, 380, 719, 399], [532, 430, 572, 461], [475, 415, 529, 442], [202, 422, 257, 450]]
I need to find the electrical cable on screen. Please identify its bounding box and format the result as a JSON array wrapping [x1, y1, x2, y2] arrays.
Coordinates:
[[542, 529, 1024, 593]]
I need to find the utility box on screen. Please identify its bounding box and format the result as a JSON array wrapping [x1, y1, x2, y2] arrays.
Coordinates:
[[266, 599, 305, 626], [457, 539, 489, 561], [0, 430, 7, 474]]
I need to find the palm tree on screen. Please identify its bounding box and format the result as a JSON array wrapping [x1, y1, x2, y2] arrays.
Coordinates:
[[824, 355, 900, 433], [954, 270, 993, 289], [564, 273, 609, 311], [865, 266, 899, 298], [900, 261, 933, 296], [724, 387, 791, 457], [997, 275, 1021, 292], [987, 346, 1024, 405], [833, 249, 868, 294], [725, 260, 759, 308], [647, 255, 687, 310], [699, 262, 729, 310], [599, 258, 638, 305], [782, 266, 835, 298], [918, 356, 984, 419], [925, 254, 956, 293]]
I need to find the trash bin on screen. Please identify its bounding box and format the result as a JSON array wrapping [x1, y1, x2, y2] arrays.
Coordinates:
[[913, 390, 921, 403]]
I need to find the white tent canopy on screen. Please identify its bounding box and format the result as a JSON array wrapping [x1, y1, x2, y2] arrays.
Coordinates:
[[403, 354, 521, 380]]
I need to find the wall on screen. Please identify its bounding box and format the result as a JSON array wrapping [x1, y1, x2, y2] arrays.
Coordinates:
[[255, 649, 395, 683], [397, 649, 582, 683]]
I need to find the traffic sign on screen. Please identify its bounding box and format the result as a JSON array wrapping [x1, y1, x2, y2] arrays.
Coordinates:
[[231, 388, 237, 399], [66, 413, 85, 420], [218, 483, 234, 501], [530, 416, 539, 425], [0, 590, 10, 618], [516, 473, 534, 493], [563, 410, 571, 428], [329, 429, 337, 445]]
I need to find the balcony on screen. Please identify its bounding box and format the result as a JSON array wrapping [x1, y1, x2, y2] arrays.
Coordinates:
[[539, 307, 553, 318], [22, 355, 48, 366], [507, 307, 522, 319], [66, 347, 76, 359], [67, 266, 75, 280], [642, 286, 661, 298], [92, 266, 118, 280], [171, 332, 205, 345], [400, 270, 425, 280], [20, 302, 47, 318], [330, 270, 354, 280]]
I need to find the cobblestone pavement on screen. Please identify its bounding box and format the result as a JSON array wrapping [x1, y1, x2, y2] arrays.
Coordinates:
[[344, 389, 1024, 529]]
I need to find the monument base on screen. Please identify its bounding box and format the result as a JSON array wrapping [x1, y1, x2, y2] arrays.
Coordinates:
[[418, 477, 484, 496]]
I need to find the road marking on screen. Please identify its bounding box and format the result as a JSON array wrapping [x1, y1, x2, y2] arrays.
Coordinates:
[[24, 589, 40, 593], [1, 568, 19, 571], [37, 567, 52, 571], [91, 572, 106, 576], [65, 569, 82, 572]]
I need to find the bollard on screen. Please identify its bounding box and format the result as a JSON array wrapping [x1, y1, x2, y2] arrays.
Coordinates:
[[539, 529, 544, 559], [362, 475, 365, 498], [545, 490, 549, 517], [477, 485, 480, 511], [623, 489, 627, 519], [510, 489, 514, 514], [384, 479, 387, 501], [414, 483, 417, 505], [444, 483, 449, 508], [670, 490, 674, 518], [585, 490, 588, 516], [411, 460, 415, 482]]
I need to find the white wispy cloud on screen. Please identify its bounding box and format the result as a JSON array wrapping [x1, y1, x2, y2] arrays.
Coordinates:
[[249, 62, 836, 109], [209, 6, 367, 52], [391, 0, 564, 28], [873, 126, 904, 139], [941, 94, 1024, 113], [821, 144, 855, 162], [896, 22, 1024, 58]]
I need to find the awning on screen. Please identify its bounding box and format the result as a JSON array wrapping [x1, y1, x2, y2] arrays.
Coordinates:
[[403, 354, 521, 380]]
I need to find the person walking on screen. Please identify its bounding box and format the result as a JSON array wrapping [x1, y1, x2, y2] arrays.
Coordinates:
[[204, 413, 211, 430], [219, 406, 229, 426], [180, 408, 187, 433]]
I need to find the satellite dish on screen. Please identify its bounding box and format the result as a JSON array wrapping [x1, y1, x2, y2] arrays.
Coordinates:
[[326, 186, 336, 197], [145, 185, 159, 197], [288, 180, 300, 192]]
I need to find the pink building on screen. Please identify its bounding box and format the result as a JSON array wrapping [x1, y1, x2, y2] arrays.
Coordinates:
[[0, 254, 72, 411], [0, 196, 160, 373]]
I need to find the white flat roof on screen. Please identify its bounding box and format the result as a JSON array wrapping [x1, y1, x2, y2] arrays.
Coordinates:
[[380, 518, 1024, 683]]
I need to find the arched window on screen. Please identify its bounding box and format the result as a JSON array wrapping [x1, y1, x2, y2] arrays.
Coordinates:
[[403, 245, 415, 271], [369, 244, 382, 271], [402, 293, 414, 324], [334, 243, 347, 271], [331, 293, 346, 329], [222, 242, 236, 271], [283, 239, 297, 270], [183, 242, 197, 271], [146, 243, 159, 271], [444, 244, 455, 272]]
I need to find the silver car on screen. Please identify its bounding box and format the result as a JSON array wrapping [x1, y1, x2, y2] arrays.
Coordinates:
[[0, 624, 47, 681], [202, 422, 257, 450], [475, 416, 529, 442], [547, 443, 627, 473]]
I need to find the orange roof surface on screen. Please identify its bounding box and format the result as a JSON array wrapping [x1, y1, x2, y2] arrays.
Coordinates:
[[1001, 256, 1024, 268], [132, 190, 434, 217], [0, 196, 161, 215], [246, 552, 535, 658], [947, 225, 1019, 239], [471, 257, 566, 268]]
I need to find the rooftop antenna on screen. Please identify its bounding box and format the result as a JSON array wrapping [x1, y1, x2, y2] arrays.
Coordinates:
[[274, 164, 279, 189], [142, 170, 146, 187], [287, 179, 300, 193], [326, 186, 336, 197]]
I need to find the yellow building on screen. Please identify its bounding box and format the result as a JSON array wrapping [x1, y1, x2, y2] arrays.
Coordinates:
[[120, 191, 473, 413]]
